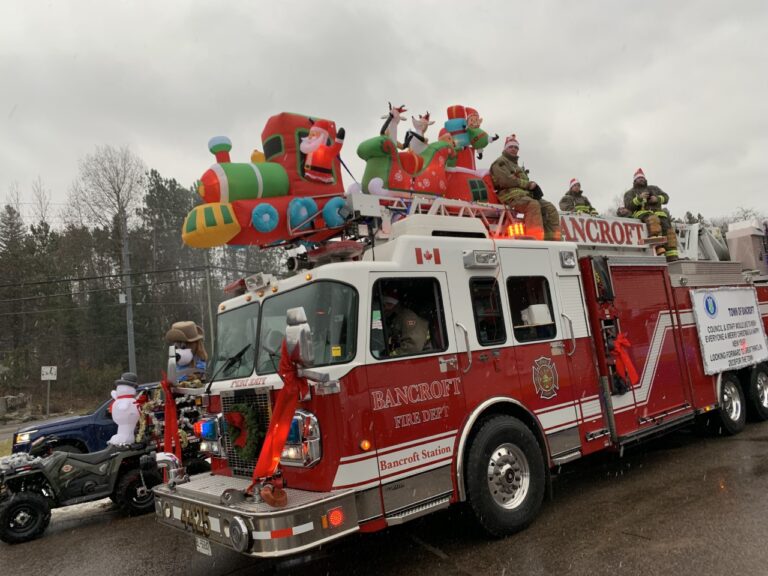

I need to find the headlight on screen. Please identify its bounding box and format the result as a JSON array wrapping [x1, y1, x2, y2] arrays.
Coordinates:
[[281, 409, 321, 467], [14, 431, 36, 444]]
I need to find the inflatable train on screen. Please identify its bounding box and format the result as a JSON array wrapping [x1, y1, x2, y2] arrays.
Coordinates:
[[182, 106, 499, 249]]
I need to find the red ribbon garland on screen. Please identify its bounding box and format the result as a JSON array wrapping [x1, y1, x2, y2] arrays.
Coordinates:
[[251, 340, 309, 484], [611, 333, 640, 386], [161, 373, 182, 460]]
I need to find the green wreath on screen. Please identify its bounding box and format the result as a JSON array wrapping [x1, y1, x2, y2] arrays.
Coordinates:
[[226, 403, 267, 462]]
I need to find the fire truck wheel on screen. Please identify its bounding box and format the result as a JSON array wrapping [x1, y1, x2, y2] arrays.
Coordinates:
[[465, 416, 545, 537], [745, 364, 768, 421], [717, 374, 746, 435]]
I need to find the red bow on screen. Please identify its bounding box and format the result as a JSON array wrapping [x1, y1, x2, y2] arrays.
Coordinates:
[[161, 373, 182, 460], [225, 412, 248, 448], [611, 333, 640, 386], [251, 340, 309, 483]]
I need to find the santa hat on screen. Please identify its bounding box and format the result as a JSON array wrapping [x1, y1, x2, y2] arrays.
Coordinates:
[[447, 104, 466, 120], [465, 107, 479, 118], [569, 178, 580, 189], [504, 134, 519, 150], [633, 168, 646, 182], [311, 119, 334, 137]]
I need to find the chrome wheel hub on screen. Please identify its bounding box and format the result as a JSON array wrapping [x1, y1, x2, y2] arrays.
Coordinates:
[[723, 380, 742, 422], [487, 443, 530, 510], [12, 510, 32, 528], [756, 372, 768, 409]]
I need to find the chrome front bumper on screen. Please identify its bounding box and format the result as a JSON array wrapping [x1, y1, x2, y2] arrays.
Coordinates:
[[153, 474, 359, 558]]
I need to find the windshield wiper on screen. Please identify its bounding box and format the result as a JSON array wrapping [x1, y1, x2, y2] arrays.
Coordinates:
[[205, 344, 252, 394]]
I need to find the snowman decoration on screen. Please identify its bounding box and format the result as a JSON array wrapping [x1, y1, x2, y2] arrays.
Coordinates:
[[108, 372, 140, 445]]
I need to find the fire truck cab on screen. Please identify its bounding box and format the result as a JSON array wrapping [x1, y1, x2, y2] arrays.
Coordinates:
[[151, 198, 768, 558]]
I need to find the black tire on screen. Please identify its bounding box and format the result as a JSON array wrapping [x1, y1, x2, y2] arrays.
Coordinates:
[[186, 458, 212, 476], [746, 364, 768, 421], [52, 444, 84, 454], [465, 416, 545, 537], [716, 373, 746, 436], [115, 469, 161, 516], [0, 492, 51, 544]]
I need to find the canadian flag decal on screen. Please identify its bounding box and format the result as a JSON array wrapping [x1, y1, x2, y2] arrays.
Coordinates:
[[415, 247, 441, 265]]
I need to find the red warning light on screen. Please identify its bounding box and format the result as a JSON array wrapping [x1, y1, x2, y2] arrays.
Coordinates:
[[327, 506, 345, 528]]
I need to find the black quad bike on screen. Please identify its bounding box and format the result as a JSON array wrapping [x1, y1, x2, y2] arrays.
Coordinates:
[[0, 438, 162, 544]]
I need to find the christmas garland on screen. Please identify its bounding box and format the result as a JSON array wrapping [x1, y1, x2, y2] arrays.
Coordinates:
[[226, 403, 267, 462]]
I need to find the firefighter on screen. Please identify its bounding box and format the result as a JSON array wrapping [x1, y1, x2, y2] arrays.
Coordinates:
[[381, 290, 429, 356], [165, 321, 208, 383], [490, 134, 561, 241], [559, 178, 598, 215], [622, 168, 679, 262]]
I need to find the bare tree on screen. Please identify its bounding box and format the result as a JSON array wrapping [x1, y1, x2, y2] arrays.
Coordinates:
[[31, 176, 51, 224], [6, 181, 22, 215], [69, 145, 147, 373], [69, 145, 146, 229]]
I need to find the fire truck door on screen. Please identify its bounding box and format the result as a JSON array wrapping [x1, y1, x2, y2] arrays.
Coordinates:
[[499, 247, 582, 460], [365, 272, 465, 516], [607, 262, 691, 436]]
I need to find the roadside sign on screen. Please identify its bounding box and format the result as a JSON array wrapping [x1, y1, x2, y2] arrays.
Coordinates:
[[41, 366, 58, 381]]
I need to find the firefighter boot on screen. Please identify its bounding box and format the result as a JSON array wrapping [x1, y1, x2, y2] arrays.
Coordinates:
[[659, 215, 679, 262], [541, 199, 562, 241], [642, 214, 666, 255]]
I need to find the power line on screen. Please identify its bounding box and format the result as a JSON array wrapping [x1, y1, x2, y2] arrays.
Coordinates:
[[0, 264, 254, 290], [0, 300, 205, 317], [0, 276, 207, 304]]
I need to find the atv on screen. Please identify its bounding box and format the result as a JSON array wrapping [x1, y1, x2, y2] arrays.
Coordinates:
[[0, 437, 162, 544]]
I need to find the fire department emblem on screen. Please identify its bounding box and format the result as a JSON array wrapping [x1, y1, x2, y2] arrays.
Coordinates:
[[532, 357, 559, 400]]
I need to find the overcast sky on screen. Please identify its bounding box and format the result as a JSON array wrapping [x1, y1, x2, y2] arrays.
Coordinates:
[[1, 0, 766, 224]]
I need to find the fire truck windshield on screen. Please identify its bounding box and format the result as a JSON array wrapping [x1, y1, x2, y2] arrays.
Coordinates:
[[256, 281, 358, 374], [210, 302, 259, 381]]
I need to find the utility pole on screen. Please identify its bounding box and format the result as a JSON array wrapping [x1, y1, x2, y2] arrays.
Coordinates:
[[121, 210, 137, 374], [205, 250, 215, 354]]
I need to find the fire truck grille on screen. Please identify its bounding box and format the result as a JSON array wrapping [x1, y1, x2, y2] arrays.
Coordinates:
[[220, 389, 272, 478]]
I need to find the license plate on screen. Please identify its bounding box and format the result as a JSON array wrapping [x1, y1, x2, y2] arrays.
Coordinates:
[[195, 536, 212, 556], [181, 501, 212, 537]]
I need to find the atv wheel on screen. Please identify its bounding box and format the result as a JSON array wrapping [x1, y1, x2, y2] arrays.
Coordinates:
[[115, 469, 161, 516], [0, 492, 51, 544]]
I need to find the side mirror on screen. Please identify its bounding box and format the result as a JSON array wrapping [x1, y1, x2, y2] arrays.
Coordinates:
[[285, 306, 314, 367], [167, 345, 178, 384], [262, 329, 283, 356]]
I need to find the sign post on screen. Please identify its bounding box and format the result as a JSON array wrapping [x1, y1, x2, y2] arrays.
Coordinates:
[[41, 366, 57, 417]]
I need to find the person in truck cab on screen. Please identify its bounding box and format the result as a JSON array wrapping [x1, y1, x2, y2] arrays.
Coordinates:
[[165, 321, 208, 383], [382, 290, 430, 356], [490, 134, 561, 241]]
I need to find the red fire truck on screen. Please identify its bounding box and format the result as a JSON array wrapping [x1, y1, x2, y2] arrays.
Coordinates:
[[150, 193, 768, 558]]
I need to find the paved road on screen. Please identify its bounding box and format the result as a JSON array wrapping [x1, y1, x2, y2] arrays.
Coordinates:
[[2, 421, 768, 576]]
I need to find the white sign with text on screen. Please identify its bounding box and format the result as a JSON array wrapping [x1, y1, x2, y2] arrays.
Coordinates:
[[691, 287, 768, 375]]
